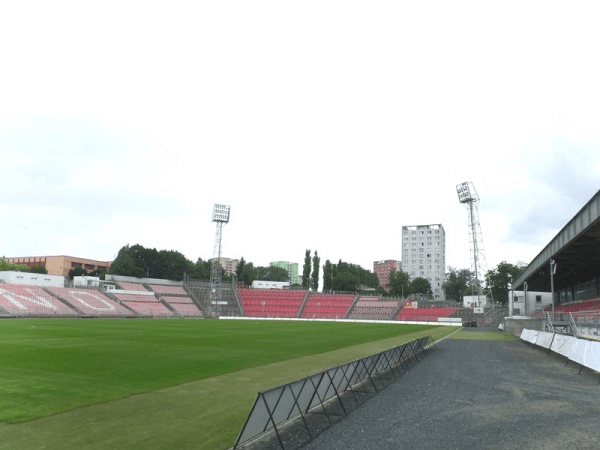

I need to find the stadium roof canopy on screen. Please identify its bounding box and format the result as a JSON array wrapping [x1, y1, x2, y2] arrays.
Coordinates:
[[512, 189, 600, 293]]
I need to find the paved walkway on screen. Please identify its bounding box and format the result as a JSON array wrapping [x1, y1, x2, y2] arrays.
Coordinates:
[[303, 330, 600, 450]]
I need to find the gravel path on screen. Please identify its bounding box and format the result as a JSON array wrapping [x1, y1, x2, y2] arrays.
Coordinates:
[[302, 332, 600, 450]]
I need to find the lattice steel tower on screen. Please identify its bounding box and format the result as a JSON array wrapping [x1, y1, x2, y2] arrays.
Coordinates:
[[209, 204, 230, 317], [456, 182, 490, 306]]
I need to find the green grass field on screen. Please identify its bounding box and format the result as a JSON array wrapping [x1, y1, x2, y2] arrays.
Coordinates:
[[0, 318, 456, 449]]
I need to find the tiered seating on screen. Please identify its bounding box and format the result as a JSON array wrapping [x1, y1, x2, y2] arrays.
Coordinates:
[[162, 296, 202, 317], [395, 307, 456, 321], [0, 284, 78, 317], [552, 299, 600, 313], [117, 282, 150, 291], [238, 289, 307, 318], [119, 301, 173, 317], [114, 293, 159, 302], [112, 291, 173, 317], [301, 293, 356, 319], [46, 287, 135, 317], [349, 299, 399, 320], [148, 284, 188, 295], [147, 285, 199, 316]]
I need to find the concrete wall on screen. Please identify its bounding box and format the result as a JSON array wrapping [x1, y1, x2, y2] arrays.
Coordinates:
[[503, 317, 543, 337], [0, 271, 65, 287], [105, 274, 183, 286]]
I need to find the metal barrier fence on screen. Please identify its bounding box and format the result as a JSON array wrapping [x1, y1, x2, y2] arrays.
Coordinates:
[[234, 335, 434, 449], [545, 310, 600, 340]]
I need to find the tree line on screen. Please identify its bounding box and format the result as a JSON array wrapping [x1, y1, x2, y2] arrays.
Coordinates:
[[106, 245, 383, 291], [107, 244, 291, 284], [88, 244, 526, 303], [0, 258, 48, 274], [442, 261, 526, 305], [302, 250, 379, 292]]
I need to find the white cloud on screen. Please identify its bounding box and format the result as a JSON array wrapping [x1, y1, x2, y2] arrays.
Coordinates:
[[2, 1, 600, 276]]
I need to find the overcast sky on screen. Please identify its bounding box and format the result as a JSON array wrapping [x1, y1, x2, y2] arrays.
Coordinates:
[[2, 1, 600, 277]]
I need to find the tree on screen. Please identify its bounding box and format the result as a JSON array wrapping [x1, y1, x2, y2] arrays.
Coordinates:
[[302, 250, 311, 289], [311, 251, 320, 291], [108, 245, 147, 278], [256, 266, 289, 282], [108, 244, 191, 280], [157, 249, 192, 281], [0, 258, 32, 272], [236, 257, 246, 279], [486, 261, 527, 305], [443, 267, 474, 302], [190, 258, 211, 280], [29, 265, 48, 274], [411, 277, 432, 295], [332, 271, 359, 292], [322, 260, 333, 292], [68, 267, 88, 280], [331, 259, 379, 290], [239, 262, 257, 286], [387, 269, 412, 297]]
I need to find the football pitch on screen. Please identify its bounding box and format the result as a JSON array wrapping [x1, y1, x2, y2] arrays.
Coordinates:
[[0, 318, 456, 449]]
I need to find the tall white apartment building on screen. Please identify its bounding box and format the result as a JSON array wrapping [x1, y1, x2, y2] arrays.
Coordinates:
[[401, 224, 446, 300]]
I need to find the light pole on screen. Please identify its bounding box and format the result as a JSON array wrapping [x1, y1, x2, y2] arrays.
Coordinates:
[[523, 281, 528, 316], [209, 204, 230, 317], [550, 259, 556, 317], [456, 181, 490, 308]]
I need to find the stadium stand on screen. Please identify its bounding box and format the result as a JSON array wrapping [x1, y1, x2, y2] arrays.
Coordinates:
[[148, 284, 188, 295], [550, 298, 600, 313], [168, 302, 203, 317], [348, 297, 399, 320], [0, 284, 79, 317], [161, 296, 203, 317], [300, 293, 357, 319], [238, 288, 307, 318], [395, 306, 456, 322], [116, 282, 150, 291], [114, 293, 159, 302], [119, 301, 173, 317], [46, 287, 136, 317], [186, 279, 240, 317]]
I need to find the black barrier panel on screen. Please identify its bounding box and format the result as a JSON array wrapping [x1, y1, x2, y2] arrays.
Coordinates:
[[234, 335, 434, 449]]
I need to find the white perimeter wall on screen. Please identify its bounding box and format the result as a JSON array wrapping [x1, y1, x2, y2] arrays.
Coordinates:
[[0, 271, 65, 287]]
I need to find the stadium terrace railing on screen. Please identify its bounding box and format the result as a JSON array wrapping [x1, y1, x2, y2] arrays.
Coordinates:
[[234, 335, 435, 450], [545, 310, 600, 340]]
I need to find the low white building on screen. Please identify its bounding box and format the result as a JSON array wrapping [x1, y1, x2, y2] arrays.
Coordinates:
[[463, 295, 491, 308], [73, 276, 101, 287], [0, 271, 65, 287], [251, 281, 290, 289], [510, 290, 553, 316]]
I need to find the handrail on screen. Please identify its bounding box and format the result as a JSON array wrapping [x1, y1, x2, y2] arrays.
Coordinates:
[[544, 311, 555, 333], [569, 312, 580, 338]]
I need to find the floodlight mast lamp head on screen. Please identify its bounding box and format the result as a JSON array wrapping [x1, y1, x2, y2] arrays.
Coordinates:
[[212, 204, 230, 223], [456, 181, 478, 204]]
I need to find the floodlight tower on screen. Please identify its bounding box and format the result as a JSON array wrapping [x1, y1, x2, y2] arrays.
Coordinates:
[[456, 182, 490, 307], [209, 204, 230, 317]]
